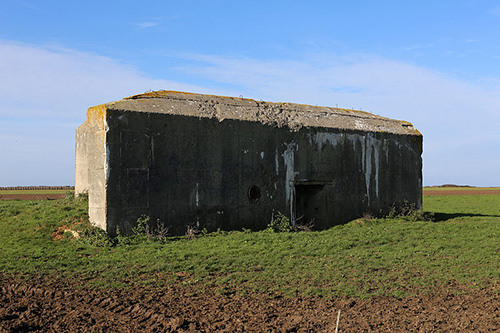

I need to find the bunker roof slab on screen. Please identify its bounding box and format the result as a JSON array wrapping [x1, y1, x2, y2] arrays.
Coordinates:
[[94, 90, 421, 136]]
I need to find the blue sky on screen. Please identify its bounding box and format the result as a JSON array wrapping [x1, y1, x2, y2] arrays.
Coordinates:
[[1, 0, 499, 186]]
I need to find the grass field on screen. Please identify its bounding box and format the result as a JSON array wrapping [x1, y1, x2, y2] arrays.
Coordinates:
[[1, 192, 499, 298], [423, 186, 500, 192]]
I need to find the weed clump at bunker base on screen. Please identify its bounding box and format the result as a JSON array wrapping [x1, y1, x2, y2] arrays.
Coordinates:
[[0, 192, 500, 298]]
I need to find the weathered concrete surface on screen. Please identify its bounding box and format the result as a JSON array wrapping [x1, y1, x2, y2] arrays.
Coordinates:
[[75, 105, 108, 230], [76, 91, 422, 235]]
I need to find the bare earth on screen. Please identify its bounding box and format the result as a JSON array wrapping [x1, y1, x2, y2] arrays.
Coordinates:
[[0, 193, 67, 200], [1, 276, 499, 332]]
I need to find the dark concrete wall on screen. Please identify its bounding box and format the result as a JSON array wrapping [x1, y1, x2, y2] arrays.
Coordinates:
[[104, 109, 422, 235]]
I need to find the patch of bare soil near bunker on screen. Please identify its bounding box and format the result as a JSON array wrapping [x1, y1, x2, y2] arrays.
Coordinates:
[[1, 277, 500, 332]]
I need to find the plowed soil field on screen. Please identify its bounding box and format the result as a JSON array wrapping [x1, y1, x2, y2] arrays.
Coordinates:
[[1, 276, 499, 332], [0, 187, 71, 200], [0, 193, 66, 200]]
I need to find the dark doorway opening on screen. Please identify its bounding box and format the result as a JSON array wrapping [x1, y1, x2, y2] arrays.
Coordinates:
[[295, 184, 328, 229]]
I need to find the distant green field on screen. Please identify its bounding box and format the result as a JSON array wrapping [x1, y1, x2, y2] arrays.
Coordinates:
[[0, 193, 499, 298], [423, 186, 500, 191], [0, 190, 70, 195]]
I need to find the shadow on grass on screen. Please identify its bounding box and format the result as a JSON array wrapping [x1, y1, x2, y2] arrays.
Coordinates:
[[430, 212, 500, 222]]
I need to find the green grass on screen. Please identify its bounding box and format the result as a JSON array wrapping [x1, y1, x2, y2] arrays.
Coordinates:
[[423, 186, 500, 191], [0, 193, 499, 298]]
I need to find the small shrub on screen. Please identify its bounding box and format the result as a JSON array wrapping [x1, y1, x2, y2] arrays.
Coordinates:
[[185, 224, 200, 240], [386, 201, 433, 222], [400, 204, 426, 221], [214, 228, 228, 236], [116, 227, 133, 245], [133, 215, 151, 236], [361, 212, 374, 220], [77, 214, 170, 247], [267, 212, 294, 232], [152, 219, 170, 240], [295, 220, 314, 232], [76, 222, 116, 247], [387, 205, 398, 219], [131, 215, 170, 242]]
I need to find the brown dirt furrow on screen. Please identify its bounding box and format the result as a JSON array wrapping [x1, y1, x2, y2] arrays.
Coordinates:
[[0, 284, 139, 332], [1, 280, 500, 332], [424, 190, 500, 196], [0, 193, 67, 200]]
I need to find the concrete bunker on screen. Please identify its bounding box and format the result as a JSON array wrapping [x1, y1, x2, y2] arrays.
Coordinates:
[[75, 91, 422, 235]]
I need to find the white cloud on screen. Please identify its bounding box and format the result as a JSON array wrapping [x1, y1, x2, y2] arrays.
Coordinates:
[[490, 6, 500, 17], [400, 43, 434, 51], [132, 16, 180, 29], [0, 40, 214, 186], [12, 0, 43, 12], [1, 39, 499, 187], [134, 21, 161, 29], [0, 40, 209, 121], [176, 53, 500, 186]]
